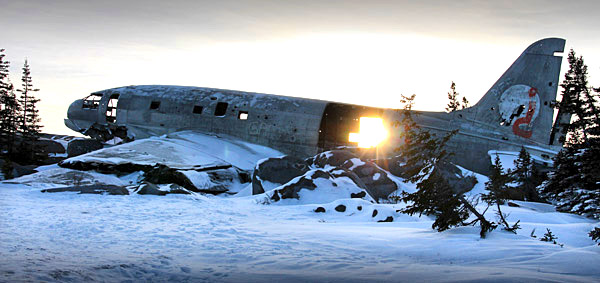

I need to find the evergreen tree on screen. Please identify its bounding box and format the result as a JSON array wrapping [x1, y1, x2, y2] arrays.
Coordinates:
[[16, 59, 43, 163], [482, 155, 520, 233], [461, 96, 470, 109], [445, 81, 470, 112], [590, 227, 600, 245], [540, 228, 563, 247], [0, 49, 20, 157], [396, 94, 494, 238], [446, 82, 461, 112], [540, 50, 600, 219], [510, 147, 542, 202], [556, 50, 600, 147]]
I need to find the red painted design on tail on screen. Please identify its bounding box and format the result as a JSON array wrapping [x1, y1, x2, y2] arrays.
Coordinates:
[[512, 88, 538, 138]]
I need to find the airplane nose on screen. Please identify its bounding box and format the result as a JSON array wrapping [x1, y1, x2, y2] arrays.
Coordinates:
[[64, 99, 84, 132], [66, 99, 84, 120]]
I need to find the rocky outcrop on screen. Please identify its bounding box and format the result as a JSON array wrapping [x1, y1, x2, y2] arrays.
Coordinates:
[[269, 169, 372, 203], [433, 160, 478, 195], [41, 184, 129, 195], [143, 164, 197, 191], [254, 150, 399, 202], [67, 139, 104, 157], [36, 139, 66, 155], [270, 170, 327, 201], [134, 182, 192, 195], [142, 164, 233, 194], [0, 159, 37, 180], [307, 150, 359, 168], [59, 158, 242, 194], [252, 156, 309, 195], [311, 150, 398, 202], [341, 159, 398, 201]]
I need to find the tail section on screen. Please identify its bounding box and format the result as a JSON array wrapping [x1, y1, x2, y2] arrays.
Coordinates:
[[469, 38, 565, 145]]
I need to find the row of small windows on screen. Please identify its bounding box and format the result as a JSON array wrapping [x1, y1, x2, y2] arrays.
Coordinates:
[[149, 101, 248, 120]]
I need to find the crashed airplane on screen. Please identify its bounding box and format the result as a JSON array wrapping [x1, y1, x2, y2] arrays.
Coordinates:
[[65, 38, 567, 175]]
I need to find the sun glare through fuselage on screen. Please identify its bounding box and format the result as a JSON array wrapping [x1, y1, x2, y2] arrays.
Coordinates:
[[348, 117, 389, 148]]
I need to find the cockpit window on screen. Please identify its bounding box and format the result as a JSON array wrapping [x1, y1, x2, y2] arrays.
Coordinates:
[[82, 93, 102, 109], [150, 101, 160, 110]]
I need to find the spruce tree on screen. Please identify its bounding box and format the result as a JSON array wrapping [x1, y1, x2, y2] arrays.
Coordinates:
[[397, 94, 494, 237], [0, 49, 20, 158], [540, 50, 600, 219], [482, 155, 520, 233], [16, 59, 42, 163], [446, 82, 461, 112], [445, 82, 470, 112], [511, 147, 541, 201], [461, 96, 470, 109], [590, 227, 600, 245]]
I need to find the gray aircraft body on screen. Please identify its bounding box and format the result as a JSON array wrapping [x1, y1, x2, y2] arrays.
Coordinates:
[[65, 38, 567, 174]]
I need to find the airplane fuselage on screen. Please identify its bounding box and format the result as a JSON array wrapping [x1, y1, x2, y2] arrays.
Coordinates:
[[65, 38, 567, 175]]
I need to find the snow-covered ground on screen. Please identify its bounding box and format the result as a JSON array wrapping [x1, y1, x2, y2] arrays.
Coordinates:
[[1, 179, 599, 282], [1, 132, 599, 282]]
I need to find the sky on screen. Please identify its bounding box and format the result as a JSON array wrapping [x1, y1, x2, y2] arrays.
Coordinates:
[[2, 0, 600, 135]]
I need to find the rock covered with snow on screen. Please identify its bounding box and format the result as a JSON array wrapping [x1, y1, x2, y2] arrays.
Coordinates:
[[267, 169, 373, 204], [378, 155, 477, 195], [41, 184, 129, 195], [307, 150, 358, 168], [252, 155, 309, 195], [308, 150, 399, 202], [341, 158, 398, 201], [134, 182, 193, 195], [434, 160, 478, 195], [141, 164, 240, 194], [253, 150, 401, 202]]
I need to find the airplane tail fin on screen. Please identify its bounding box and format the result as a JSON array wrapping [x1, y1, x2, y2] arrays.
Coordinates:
[[468, 38, 565, 145]]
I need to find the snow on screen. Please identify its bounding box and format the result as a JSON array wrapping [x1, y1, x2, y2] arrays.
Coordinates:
[[1, 134, 599, 281], [373, 172, 381, 181], [264, 172, 374, 205], [2, 177, 599, 282], [64, 131, 282, 171], [488, 150, 554, 170]]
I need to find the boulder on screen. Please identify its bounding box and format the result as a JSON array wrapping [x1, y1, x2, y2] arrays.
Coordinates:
[[307, 150, 358, 168], [143, 164, 198, 192], [270, 171, 321, 201], [41, 184, 129, 195], [351, 191, 367, 199], [304, 150, 398, 202], [134, 183, 193, 196], [13, 163, 37, 178], [252, 156, 309, 195], [269, 169, 372, 203], [37, 139, 66, 153], [335, 204, 347, 212], [167, 184, 193, 194], [433, 161, 477, 195], [142, 164, 232, 194], [0, 160, 37, 180], [67, 139, 103, 157], [378, 216, 394, 223], [342, 159, 398, 202], [136, 182, 168, 196], [328, 168, 369, 191]]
